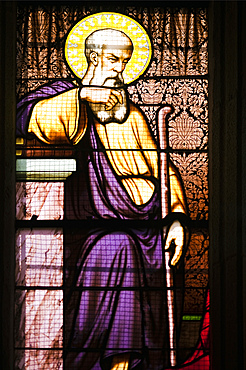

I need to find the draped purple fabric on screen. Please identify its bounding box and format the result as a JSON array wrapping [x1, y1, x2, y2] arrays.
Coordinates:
[[16, 84, 171, 369], [66, 124, 166, 369]]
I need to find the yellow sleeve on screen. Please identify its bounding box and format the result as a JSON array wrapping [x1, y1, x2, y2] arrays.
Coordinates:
[[128, 104, 158, 179], [169, 162, 187, 214], [28, 88, 87, 145], [129, 107, 187, 213]]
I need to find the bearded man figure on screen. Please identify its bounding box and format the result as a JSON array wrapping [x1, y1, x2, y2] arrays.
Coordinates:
[[17, 28, 187, 370]]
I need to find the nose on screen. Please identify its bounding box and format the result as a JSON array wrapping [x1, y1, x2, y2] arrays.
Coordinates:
[[114, 61, 125, 73]]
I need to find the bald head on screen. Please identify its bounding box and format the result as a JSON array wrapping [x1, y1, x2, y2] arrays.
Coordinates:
[[82, 28, 133, 88], [85, 28, 133, 61]]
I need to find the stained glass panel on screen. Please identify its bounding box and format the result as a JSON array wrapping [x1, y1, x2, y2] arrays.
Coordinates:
[[15, 4, 209, 369], [15, 229, 63, 286], [15, 349, 63, 369]]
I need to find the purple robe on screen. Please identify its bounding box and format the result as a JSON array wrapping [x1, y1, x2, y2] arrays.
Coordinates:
[[17, 81, 182, 370]]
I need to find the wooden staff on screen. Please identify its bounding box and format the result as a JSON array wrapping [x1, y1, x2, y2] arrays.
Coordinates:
[[158, 107, 176, 367]]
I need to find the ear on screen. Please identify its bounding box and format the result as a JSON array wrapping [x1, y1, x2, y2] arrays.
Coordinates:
[[89, 51, 99, 66]]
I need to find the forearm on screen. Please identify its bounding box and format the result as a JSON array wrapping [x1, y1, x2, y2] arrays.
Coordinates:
[[169, 163, 187, 215]]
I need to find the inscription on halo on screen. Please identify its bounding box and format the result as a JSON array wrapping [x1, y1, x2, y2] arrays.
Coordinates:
[[65, 12, 152, 84]]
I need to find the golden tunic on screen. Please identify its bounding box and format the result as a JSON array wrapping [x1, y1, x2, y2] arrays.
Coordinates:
[[29, 88, 186, 211]]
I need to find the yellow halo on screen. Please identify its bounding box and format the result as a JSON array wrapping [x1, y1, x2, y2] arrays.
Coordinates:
[[65, 12, 152, 84]]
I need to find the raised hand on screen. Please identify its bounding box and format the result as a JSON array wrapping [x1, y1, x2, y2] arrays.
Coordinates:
[[80, 87, 123, 110]]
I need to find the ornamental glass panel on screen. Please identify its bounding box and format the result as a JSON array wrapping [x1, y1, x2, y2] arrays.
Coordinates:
[[15, 4, 209, 369]]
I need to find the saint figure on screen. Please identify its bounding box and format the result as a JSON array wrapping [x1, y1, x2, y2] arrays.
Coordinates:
[[17, 20, 188, 370]]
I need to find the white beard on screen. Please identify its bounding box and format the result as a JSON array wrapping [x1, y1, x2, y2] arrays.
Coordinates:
[[88, 77, 129, 124]]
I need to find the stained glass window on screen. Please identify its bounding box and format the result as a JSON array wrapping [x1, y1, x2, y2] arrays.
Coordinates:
[[15, 4, 209, 369]]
